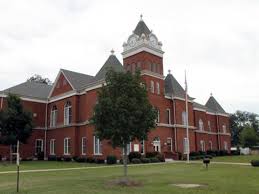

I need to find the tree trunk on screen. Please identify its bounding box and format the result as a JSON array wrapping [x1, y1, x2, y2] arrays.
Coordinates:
[[123, 145, 128, 179], [10, 145, 13, 164]]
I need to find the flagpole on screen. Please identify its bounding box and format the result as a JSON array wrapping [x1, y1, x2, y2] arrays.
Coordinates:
[[185, 70, 190, 163]]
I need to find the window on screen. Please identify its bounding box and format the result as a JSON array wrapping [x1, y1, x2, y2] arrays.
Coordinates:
[[156, 108, 160, 123], [132, 63, 136, 72], [166, 109, 171, 124], [151, 63, 156, 72], [136, 62, 141, 70], [35, 139, 43, 154], [64, 138, 71, 155], [153, 137, 161, 152], [140, 140, 145, 154], [167, 137, 173, 152], [82, 137, 87, 155], [94, 136, 102, 155], [208, 121, 211, 132], [183, 138, 189, 154], [200, 140, 205, 152], [209, 141, 213, 150], [150, 80, 154, 93], [50, 105, 58, 127], [156, 82, 160, 94], [222, 124, 226, 133], [64, 101, 72, 125], [182, 111, 187, 126], [11, 144, 17, 153], [199, 119, 204, 131], [50, 139, 55, 155], [224, 141, 228, 150]]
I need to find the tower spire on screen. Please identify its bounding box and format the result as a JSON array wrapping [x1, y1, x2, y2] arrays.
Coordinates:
[[140, 14, 143, 21]]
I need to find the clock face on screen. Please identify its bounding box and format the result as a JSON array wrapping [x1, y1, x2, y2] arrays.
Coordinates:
[[129, 36, 136, 47], [149, 35, 157, 46]]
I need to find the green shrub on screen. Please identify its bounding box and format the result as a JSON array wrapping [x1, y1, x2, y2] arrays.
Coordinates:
[[106, 155, 117, 164], [48, 155, 57, 161], [198, 151, 206, 156], [131, 158, 141, 164], [86, 157, 95, 163], [119, 158, 130, 164], [251, 160, 259, 167], [190, 151, 200, 156], [156, 153, 165, 162], [141, 158, 150, 163], [150, 157, 160, 163], [74, 157, 87, 163], [95, 158, 105, 164], [146, 151, 159, 158], [128, 152, 141, 162], [63, 157, 72, 162]]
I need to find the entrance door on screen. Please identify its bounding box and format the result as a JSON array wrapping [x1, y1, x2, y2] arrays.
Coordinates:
[[153, 137, 161, 152]]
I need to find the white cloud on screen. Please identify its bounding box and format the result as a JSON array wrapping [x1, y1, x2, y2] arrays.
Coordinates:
[[0, 0, 258, 114]]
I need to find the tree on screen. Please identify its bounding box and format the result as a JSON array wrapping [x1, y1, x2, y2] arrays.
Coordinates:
[[27, 74, 52, 85], [91, 69, 157, 178], [230, 111, 259, 146], [0, 94, 33, 160], [240, 126, 258, 148]]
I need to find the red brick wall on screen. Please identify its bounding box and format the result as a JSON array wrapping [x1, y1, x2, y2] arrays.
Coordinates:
[[51, 73, 73, 97]]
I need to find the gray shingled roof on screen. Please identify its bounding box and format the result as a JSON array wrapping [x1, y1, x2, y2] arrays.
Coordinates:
[[133, 20, 151, 37], [165, 73, 193, 99], [61, 69, 94, 91], [205, 96, 226, 114], [193, 102, 207, 110], [1, 81, 52, 100], [94, 54, 124, 81]]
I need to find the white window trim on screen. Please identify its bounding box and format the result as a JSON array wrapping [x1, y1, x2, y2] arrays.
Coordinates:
[[156, 82, 160, 95], [224, 141, 228, 150], [50, 106, 58, 127], [50, 139, 55, 155], [199, 119, 204, 131], [64, 137, 71, 155], [35, 139, 43, 153], [200, 140, 205, 152], [183, 138, 189, 154], [222, 124, 227, 134], [64, 102, 72, 125], [167, 137, 173, 152], [93, 136, 102, 155], [209, 140, 213, 150], [208, 121, 211, 132], [157, 109, 160, 123], [150, 80, 155, 93], [81, 137, 87, 155]]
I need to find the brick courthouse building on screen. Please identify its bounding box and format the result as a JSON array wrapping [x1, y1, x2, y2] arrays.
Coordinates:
[[0, 18, 231, 160]]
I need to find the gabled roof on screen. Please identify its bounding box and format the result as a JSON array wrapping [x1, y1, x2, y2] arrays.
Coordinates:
[[61, 69, 94, 91], [165, 73, 193, 100], [133, 20, 151, 37], [94, 54, 124, 81], [1, 81, 52, 100], [205, 96, 226, 114]]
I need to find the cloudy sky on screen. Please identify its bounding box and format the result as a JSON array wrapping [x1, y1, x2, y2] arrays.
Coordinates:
[[0, 0, 258, 114]]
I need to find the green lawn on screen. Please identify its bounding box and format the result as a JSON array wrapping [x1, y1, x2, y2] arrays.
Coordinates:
[[0, 161, 259, 194], [211, 155, 259, 163]]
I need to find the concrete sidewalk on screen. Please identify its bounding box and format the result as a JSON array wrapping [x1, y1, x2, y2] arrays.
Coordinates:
[[0, 160, 251, 175]]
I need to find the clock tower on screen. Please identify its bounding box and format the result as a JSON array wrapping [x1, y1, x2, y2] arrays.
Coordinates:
[[122, 15, 165, 95]]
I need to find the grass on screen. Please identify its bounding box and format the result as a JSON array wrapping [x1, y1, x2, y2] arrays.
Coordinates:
[[211, 155, 259, 163], [0, 160, 259, 194]]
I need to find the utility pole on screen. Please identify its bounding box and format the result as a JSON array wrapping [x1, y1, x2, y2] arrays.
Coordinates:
[[16, 140, 20, 192]]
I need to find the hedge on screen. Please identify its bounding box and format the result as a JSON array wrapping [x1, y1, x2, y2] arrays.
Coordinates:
[[251, 160, 259, 167], [131, 158, 141, 164], [128, 152, 141, 162], [106, 155, 117, 164]]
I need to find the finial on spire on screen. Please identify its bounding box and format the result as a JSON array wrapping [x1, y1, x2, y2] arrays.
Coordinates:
[[140, 14, 143, 21], [210, 92, 213, 96], [110, 49, 115, 55], [168, 69, 171, 74]]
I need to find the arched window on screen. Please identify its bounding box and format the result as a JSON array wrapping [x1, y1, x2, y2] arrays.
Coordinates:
[[222, 124, 226, 133], [150, 80, 155, 93], [156, 108, 160, 123], [50, 105, 58, 127], [200, 140, 205, 152], [156, 82, 160, 95], [208, 121, 211, 131], [199, 119, 204, 131], [182, 111, 187, 126], [64, 101, 72, 125], [166, 109, 171, 124]]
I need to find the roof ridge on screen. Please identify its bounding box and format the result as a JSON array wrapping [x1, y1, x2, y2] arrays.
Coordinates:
[[61, 68, 94, 77]]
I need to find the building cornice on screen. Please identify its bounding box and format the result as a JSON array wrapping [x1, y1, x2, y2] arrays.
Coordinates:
[[141, 70, 165, 80], [122, 44, 164, 58]]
